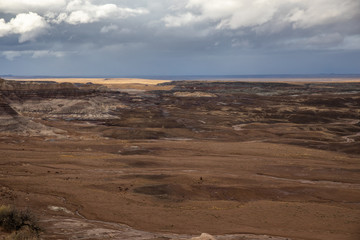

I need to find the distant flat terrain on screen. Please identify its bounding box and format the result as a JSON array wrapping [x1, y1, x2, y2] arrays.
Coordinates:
[[10, 76, 360, 83], [8, 77, 171, 84], [1, 78, 359, 240]]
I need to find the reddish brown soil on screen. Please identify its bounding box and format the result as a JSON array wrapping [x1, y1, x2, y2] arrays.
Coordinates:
[[0, 78, 360, 239]]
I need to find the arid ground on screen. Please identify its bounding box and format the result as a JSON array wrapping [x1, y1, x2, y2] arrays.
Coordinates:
[[0, 78, 360, 240]]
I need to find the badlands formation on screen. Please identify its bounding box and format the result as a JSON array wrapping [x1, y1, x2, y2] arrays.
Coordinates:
[[0, 77, 360, 239]]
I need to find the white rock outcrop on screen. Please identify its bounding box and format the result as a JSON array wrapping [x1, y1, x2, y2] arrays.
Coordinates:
[[190, 233, 216, 240]]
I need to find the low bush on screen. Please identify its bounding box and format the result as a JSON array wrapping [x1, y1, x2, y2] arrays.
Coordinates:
[[0, 205, 40, 239]]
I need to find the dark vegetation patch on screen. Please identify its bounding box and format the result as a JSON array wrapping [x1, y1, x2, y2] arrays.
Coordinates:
[[0, 205, 40, 239]]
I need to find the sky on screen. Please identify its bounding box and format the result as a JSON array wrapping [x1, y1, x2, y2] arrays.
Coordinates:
[[0, 0, 359, 76]]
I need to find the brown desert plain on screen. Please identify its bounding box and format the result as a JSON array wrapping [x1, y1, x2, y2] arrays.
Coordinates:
[[0, 77, 360, 240]]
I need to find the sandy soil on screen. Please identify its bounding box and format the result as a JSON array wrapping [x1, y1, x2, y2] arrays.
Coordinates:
[[1, 138, 359, 240]]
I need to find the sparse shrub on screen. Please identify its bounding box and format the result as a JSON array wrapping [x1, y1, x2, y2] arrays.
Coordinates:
[[5, 226, 39, 240], [0, 205, 40, 239]]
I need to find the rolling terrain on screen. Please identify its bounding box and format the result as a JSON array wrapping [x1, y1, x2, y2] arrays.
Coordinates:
[[0, 77, 359, 240]]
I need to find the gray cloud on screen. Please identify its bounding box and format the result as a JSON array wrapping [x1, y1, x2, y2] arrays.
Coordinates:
[[2, 50, 66, 60], [0, 0, 359, 75]]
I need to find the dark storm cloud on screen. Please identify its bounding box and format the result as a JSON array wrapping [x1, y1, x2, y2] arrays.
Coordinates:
[[0, 0, 359, 75]]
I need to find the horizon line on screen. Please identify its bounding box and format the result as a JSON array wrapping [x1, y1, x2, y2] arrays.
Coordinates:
[[2, 73, 360, 80]]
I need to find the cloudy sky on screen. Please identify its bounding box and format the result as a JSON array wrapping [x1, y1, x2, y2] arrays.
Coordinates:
[[0, 0, 359, 76]]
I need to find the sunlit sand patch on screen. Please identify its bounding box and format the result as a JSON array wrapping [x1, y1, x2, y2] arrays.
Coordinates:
[[10, 78, 171, 85], [9, 77, 174, 91]]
